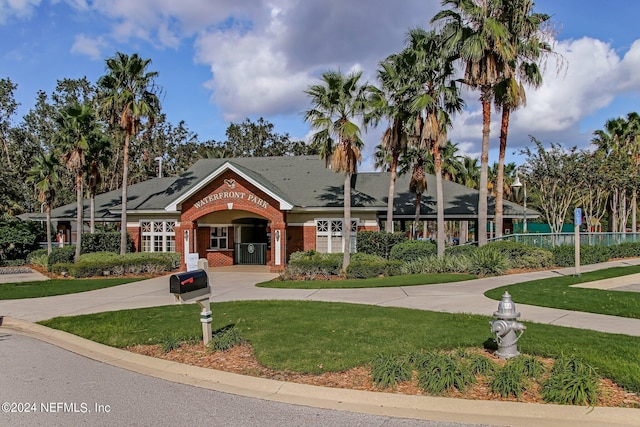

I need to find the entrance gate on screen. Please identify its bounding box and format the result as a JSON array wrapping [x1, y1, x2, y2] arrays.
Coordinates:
[[234, 243, 267, 265]]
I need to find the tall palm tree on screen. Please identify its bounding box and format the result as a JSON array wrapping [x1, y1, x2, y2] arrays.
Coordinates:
[[27, 153, 59, 254], [433, 0, 516, 245], [493, 0, 552, 237], [85, 131, 112, 234], [54, 102, 96, 262], [406, 28, 464, 256], [97, 52, 161, 255], [459, 156, 480, 189], [368, 54, 412, 232], [304, 70, 371, 271]]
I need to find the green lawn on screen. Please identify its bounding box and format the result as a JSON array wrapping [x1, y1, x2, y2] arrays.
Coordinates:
[[0, 277, 148, 300], [40, 300, 640, 393], [485, 266, 640, 319], [257, 273, 476, 289]]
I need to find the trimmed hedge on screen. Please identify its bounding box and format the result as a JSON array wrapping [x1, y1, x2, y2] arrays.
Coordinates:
[[552, 244, 611, 267], [346, 260, 404, 279], [51, 252, 180, 278], [356, 231, 406, 259], [286, 251, 342, 278], [608, 242, 640, 259], [390, 240, 437, 262]]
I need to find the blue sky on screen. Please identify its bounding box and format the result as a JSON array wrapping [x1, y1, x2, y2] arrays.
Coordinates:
[[2, 0, 639, 171]]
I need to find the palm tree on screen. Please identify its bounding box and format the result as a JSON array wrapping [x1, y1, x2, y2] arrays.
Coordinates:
[[459, 156, 480, 189], [304, 70, 371, 271], [433, 0, 516, 245], [493, 0, 553, 238], [54, 102, 95, 262], [368, 54, 412, 232], [27, 153, 59, 254], [97, 52, 161, 255], [406, 28, 464, 256], [85, 132, 112, 234]]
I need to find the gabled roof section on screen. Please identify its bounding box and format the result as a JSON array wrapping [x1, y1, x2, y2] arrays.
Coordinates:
[[165, 160, 294, 211]]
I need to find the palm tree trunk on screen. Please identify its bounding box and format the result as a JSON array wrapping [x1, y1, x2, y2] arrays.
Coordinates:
[[342, 172, 352, 272], [414, 193, 421, 240], [386, 153, 398, 233], [495, 108, 510, 239], [120, 133, 130, 255], [46, 205, 52, 255], [633, 190, 637, 233], [478, 97, 491, 246], [90, 196, 95, 234], [435, 145, 445, 257], [75, 173, 83, 263]]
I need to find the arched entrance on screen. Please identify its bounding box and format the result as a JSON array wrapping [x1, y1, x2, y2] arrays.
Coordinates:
[[233, 217, 269, 265]]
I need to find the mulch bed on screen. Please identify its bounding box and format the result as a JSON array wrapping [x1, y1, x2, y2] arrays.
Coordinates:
[[125, 342, 640, 408]]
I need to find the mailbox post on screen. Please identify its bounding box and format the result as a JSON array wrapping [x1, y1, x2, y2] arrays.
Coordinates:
[[170, 268, 212, 345]]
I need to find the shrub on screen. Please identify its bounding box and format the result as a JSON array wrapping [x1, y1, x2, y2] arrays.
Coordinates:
[[50, 252, 179, 277], [608, 242, 640, 259], [81, 232, 134, 254], [48, 245, 76, 270], [486, 241, 554, 270], [416, 352, 475, 395], [78, 251, 120, 263], [490, 362, 527, 398], [345, 259, 404, 279], [402, 254, 471, 274], [552, 245, 611, 267], [512, 355, 546, 379], [467, 246, 510, 276], [445, 244, 477, 257], [356, 231, 406, 259], [27, 249, 49, 269], [160, 335, 182, 353], [468, 353, 498, 376], [370, 354, 413, 389], [542, 356, 599, 405], [286, 251, 342, 279], [390, 240, 437, 262], [207, 326, 244, 352], [26, 248, 48, 264]]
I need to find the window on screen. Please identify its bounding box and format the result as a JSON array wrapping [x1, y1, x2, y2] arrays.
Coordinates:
[[140, 220, 176, 252], [315, 218, 358, 253], [210, 226, 228, 249]]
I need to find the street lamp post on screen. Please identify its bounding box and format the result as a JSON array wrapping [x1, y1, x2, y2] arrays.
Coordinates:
[[511, 174, 527, 233]]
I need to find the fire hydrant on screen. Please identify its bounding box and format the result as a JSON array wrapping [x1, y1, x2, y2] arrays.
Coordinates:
[[490, 292, 526, 359]]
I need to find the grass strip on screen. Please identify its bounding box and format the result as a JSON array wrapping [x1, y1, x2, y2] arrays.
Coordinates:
[[40, 300, 640, 393], [485, 266, 640, 318], [256, 273, 476, 289], [0, 277, 148, 300]]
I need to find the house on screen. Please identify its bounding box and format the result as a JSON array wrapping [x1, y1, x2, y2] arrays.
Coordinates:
[[35, 155, 537, 271]]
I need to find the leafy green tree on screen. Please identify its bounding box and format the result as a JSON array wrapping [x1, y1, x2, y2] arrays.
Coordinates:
[[521, 137, 582, 234], [27, 153, 60, 253], [433, 0, 517, 245], [97, 52, 161, 255], [0, 78, 18, 169], [304, 70, 372, 271]]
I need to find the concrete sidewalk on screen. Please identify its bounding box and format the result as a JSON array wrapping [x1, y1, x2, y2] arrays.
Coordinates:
[[2, 260, 640, 336], [2, 260, 640, 426]]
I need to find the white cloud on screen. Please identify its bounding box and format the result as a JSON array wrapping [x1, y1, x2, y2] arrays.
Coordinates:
[[0, 0, 40, 24], [70, 34, 107, 60]]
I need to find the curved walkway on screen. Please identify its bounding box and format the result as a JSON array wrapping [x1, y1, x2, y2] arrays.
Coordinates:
[[2, 259, 640, 426]]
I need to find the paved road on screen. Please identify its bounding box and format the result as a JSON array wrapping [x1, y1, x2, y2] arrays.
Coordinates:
[[0, 332, 490, 427]]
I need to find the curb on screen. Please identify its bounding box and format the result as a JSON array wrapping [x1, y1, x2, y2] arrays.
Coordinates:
[[2, 317, 638, 427]]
